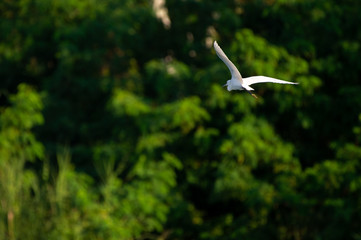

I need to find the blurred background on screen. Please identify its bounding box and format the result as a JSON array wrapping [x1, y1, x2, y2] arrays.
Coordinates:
[[1, 0, 361, 239]]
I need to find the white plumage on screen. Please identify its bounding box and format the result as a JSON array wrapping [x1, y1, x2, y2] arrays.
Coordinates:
[[214, 41, 298, 98]]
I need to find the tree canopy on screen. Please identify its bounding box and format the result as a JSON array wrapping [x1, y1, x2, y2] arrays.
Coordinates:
[[1, 0, 361, 239]]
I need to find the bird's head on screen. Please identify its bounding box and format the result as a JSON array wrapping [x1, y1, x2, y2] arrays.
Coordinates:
[[222, 80, 230, 87], [223, 80, 232, 91]]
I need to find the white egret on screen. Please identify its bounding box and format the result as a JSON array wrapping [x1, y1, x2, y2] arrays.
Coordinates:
[[214, 41, 298, 98]]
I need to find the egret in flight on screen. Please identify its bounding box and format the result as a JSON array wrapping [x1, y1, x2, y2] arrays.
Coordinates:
[[214, 41, 298, 98]]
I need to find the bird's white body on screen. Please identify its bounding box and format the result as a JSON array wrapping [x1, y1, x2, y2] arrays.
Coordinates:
[[214, 41, 298, 97]]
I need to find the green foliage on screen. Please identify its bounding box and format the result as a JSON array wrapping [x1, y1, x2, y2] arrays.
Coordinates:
[[0, 84, 44, 239], [0, 84, 44, 162], [1, 0, 361, 239]]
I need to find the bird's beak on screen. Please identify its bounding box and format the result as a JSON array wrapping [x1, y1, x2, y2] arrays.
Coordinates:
[[222, 84, 227, 87]]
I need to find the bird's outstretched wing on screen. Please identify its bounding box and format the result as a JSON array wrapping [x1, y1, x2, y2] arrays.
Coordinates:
[[243, 76, 298, 86], [214, 41, 242, 82]]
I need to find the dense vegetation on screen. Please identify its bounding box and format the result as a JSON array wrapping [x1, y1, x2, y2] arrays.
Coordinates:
[[1, 0, 361, 239]]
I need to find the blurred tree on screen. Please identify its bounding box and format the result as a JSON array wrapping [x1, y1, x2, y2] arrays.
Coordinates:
[[0, 84, 44, 239], [1, 0, 361, 239]]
